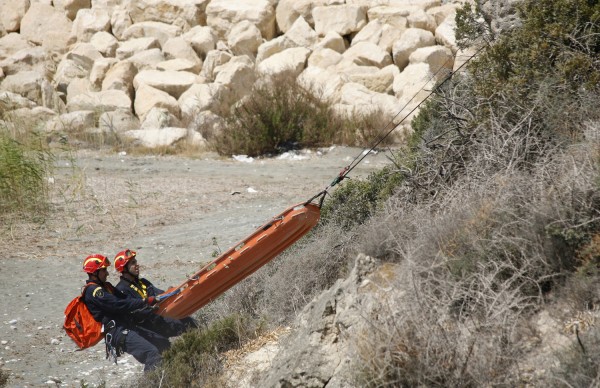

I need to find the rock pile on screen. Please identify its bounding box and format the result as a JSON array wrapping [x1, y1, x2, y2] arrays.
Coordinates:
[[0, 0, 469, 148]]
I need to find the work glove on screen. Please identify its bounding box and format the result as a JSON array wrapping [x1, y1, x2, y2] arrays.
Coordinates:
[[146, 296, 157, 306]]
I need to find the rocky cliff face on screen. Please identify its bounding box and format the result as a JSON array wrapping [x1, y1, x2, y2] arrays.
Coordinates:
[[0, 0, 469, 148]]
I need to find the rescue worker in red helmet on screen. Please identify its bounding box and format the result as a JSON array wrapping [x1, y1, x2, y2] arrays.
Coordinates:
[[82, 254, 171, 371], [114, 249, 198, 337]]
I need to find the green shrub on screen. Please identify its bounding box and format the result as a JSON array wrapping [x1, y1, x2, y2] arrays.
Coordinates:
[[136, 314, 262, 387], [0, 126, 53, 217], [212, 73, 387, 157], [320, 165, 403, 230]]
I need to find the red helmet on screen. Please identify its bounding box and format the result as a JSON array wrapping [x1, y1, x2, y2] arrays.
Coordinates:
[[114, 249, 137, 273], [83, 254, 111, 274]]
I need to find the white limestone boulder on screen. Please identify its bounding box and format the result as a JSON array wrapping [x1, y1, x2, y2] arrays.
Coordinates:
[[178, 83, 227, 124], [342, 41, 392, 68], [133, 83, 180, 122], [0, 70, 45, 104], [367, 6, 410, 30], [67, 43, 103, 72], [0, 33, 35, 61], [157, 58, 201, 73], [435, 13, 458, 53], [122, 21, 182, 47], [385, 0, 440, 9], [427, 4, 459, 26], [298, 66, 345, 104], [133, 69, 197, 99], [162, 37, 203, 71], [44, 110, 95, 132], [313, 5, 367, 36], [379, 23, 405, 53], [453, 46, 478, 72], [71, 8, 111, 42], [308, 48, 342, 69], [227, 21, 263, 58], [392, 28, 435, 70], [53, 0, 91, 20], [0, 47, 48, 76], [140, 107, 182, 129], [256, 36, 294, 64], [67, 89, 132, 113], [20, 3, 75, 52], [127, 0, 209, 30], [408, 45, 454, 77], [0, 0, 30, 33], [351, 19, 383, 47], [66, 78, 92, 106], [125, 127, 188, 148], [110, 7, 133, 41], [98, 109, 140, 133], [182, 26, 217, 59], [392, 62, 433, 102], [53, 59, 89, 92], [275, 0, 342, 33], [284, 16, 318, 48], [127, 49, 166, 71], [408, 8, 437, 32], [200, 50, 232, 81], [102, 61, 137, 97], [90, 31, 119, 57], [189, 110, 224, 137], [314, 31, 346, 53], [116, 37, 161, 60], [206, 0, 276, 41], [0, 91, 37, 112], [341, 64, 398, 94], [213, 56, 256, 104], [90, 57, 118, 89], [338, 82, 402, 122], [4, 106, 57, 128], [257, 47, 311, 78]]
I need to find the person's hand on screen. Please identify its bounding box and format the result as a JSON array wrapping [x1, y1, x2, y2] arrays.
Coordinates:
[[146, 296, 157, 306]]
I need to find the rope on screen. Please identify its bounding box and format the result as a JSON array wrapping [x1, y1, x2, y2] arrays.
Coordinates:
[[307, 45, 486, 207]]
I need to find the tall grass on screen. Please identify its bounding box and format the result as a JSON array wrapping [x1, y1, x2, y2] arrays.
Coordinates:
[[0, 123, 53, 217]]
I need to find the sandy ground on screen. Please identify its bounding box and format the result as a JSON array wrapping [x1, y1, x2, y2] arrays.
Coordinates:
[[0, 146, 391, 387]]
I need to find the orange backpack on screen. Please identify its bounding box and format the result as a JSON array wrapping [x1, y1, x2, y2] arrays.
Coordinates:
[[63, 283, 104, 349]]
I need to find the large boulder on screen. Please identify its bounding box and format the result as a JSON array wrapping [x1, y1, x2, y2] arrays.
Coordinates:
[[284, 16, 318, 48], [213, 56, 256, 104], [182, 26, 217, 60], [298, 66, 345, 103], [206, 0, 276, 41], [125, 127, 188, 147], [367, 6, 410, 29], [307, 48, 342, 69], [275, 0, 340, 33], [162, 37, 203, 71], [313, 5, 367, 37], [44, 110, 96, 132], [133, 69, 197, 99], [0, 47, 48, 76], [121, 21, 182, 47], [102, 60, 138, 97], [178, 82, 227, 125], [116, 37, 161, 60], [0, 70, 45, 104], [408, 45, 454, 78], [53, 0, 91, 21], [435, 13, 458, 53], [66, 89, 132, 113], [0, 91, 37, 112], [20, 3, 75, 52], [0, 0, 30, 33], [71, 8, 111, 43], [90, 57, 119, 89], [392, 28, 435, 70], [257, 46, 311, 78], [227, 21, 263, 58], [90, 31, 119, 57], [342, 41, 392, 68], [200, 50, 232, 81], [133, 83, 180, 121], [127, 48, 166, 70], [127, 0, 209, 30], [0, 33, 35, 61]]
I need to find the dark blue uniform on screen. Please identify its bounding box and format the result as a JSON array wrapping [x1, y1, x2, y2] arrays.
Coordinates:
[[83, 280, 170, 371], [116, 277, 198, 337]]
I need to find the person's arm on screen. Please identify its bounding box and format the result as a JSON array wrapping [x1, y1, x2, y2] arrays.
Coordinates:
[[142, 278, 164, 296], [85, 284, 148, 314]]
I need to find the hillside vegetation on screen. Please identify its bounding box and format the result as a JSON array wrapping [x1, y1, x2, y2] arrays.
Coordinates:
[[138, 0, 600, 386]]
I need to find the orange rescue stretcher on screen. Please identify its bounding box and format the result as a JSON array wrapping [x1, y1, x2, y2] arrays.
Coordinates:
[[155, 202, 321, 319]]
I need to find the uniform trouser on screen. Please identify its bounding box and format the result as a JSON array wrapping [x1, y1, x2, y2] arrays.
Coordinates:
[[121, 327, 171, 371], [141, 315, 198, 338]]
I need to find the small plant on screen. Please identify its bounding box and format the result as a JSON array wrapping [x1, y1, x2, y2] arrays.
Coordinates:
[[0, 369, 9, 388], [0, 124, 53, 218]]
